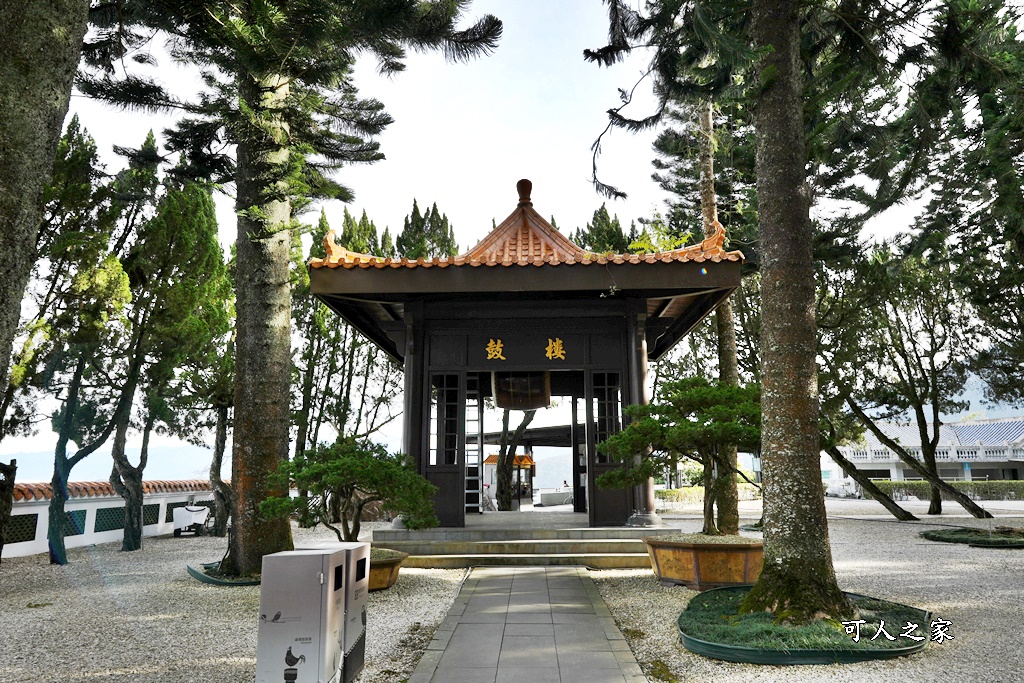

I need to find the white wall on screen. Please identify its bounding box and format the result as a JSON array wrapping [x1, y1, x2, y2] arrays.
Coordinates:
[[4, 491, 215, 558]]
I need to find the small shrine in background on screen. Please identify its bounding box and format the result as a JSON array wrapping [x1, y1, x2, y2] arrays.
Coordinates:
[[309, 180, 743, 527]]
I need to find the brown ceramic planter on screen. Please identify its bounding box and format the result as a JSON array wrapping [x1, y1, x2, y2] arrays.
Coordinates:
[[368, 550, 409, 591], [643, 536, 763, 591]]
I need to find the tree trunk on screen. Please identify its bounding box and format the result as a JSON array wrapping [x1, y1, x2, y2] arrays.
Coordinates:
[[223, 72, 295, 576], [47, 458, 73, 566], [698, 99, 718, 229], [698, 97, 740, 535], [294, 319, 317, 527], [846, 399, 993, 518], [740, 0, 854, 622], [496, 410, 513, 511], [48, 352, 85, 565], [923, 448, 942, 515], [47, 349, 134, 564], [824, 446, 918, 521], [0, 0, 88, 394], [496, 409, 537, 511], [110, 410, 149, 552], [294, 318, 317, 461], [0, 459, 16, 565], [702, 455, 719, 535], [715, 302, 741, 535], [210, 404, 233, 537]]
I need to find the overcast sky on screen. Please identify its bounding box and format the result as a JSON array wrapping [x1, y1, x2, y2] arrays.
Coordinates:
[[66, 1, 668, 252], [8, 1, 998, 483], [6, 2, 673, 482]]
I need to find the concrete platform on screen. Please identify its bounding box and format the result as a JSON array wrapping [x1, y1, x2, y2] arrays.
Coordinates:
[[373, 512, 685, 569], [403, 552, 653, 569], [407, 566, 647, 683]]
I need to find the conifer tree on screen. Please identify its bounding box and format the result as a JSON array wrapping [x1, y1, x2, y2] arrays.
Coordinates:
[[32, 128, 159, 564], [109, 178, 231, 551], [587, 0, 912, 621], [397, 199, 459, 259], [80, 1, 501, 575], [569, 204, 637, 253], [380, 228, 397, 259]]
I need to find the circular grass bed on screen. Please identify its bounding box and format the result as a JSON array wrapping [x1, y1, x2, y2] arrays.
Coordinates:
[[677, 586, 931, 664], [921, 527, 1024, 548]]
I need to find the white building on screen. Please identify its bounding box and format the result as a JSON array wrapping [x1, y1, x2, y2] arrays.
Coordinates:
[[820, 417, 1024, 494]]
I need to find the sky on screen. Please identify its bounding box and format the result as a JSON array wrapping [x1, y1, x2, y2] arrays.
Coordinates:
[[3, 1, 1015, 483], [66, 1, 669, 252], [4, 2, 673, 483]]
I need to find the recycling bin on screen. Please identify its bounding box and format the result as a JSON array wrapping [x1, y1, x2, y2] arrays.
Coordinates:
[[256, 544, 365, 683], [294, 542, 370, 683]]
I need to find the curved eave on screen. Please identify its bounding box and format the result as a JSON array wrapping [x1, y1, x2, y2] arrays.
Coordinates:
[[310, 258, 741, 364], [310, 257, 741, 298]]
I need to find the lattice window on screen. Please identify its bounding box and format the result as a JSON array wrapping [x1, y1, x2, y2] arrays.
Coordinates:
[[94, 506, 126, 532], [7, 514, 38, 544], [429, 374, 460, 466], [63, 509, 86, 536], [143, 503, 160, 526], [593, 372, 621, 464]]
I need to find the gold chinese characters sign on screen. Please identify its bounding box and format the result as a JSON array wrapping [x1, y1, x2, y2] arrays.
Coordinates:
[[485, 338, 506, 360], [545, 338, 566, 360], [480, 336, 570, 363]]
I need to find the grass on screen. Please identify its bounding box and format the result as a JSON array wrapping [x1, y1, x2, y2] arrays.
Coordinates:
[[678, 587, 929, 651], [921, 527, 1024, 548], [647, 659, 677, 682], [371, 546, 408, 561], [647, 532, 761, 544]]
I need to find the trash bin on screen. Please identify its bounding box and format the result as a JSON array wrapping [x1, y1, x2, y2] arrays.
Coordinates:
[[256, 545, 365, 683], [294, 542, 369, 683]]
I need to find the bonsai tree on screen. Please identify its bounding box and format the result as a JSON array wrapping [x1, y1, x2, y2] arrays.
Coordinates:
[[263, 437, 438, 542], [598, 377, 761, 535]]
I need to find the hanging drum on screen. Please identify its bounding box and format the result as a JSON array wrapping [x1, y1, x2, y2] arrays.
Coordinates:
[[492, 371, 551, 410]]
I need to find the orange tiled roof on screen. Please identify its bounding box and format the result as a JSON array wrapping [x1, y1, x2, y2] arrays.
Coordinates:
[[309, 179, 743, 270], [13, 479, 217, 502]]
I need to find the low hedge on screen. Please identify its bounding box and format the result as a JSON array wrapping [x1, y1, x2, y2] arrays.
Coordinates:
[[655, 484, 761, 505], [869, 479, 1024, 501]]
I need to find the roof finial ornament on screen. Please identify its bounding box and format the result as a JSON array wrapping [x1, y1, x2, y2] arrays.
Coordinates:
[[517, 178, 533, 206]]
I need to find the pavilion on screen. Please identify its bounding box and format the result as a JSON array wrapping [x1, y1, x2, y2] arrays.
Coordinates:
[[309, 179, 743, 527]]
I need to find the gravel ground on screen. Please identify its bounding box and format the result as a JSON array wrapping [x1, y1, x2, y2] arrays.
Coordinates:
[[0, 522, 464, 683], [3, 504, 1023, 682], [592, 511, 1024, 683]]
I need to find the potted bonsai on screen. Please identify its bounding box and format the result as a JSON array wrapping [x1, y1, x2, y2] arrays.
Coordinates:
[[598, 377, 763, 590], [263, 437, 439, 590]]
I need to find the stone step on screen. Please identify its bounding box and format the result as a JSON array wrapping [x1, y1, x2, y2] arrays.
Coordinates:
[[375, 538, 650, 556], [403, 552, 653, 570], [373, 527, 679, 543]]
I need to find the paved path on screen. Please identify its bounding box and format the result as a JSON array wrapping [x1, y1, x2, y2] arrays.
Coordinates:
[[408, 566, 647, 683]]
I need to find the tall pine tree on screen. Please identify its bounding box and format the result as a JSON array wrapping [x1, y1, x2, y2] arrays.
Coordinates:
[[80, 1, 501, 575]]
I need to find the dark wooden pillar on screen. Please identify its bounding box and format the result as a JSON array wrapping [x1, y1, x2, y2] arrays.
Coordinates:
[[403, 302, 426, 476], [570, 394, 586, 512], [625, 299, 663, 527]]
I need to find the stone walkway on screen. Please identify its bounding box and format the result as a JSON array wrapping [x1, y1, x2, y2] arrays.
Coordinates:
[[408, 566, 647, 683]]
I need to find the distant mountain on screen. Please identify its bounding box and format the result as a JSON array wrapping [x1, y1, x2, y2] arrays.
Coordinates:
[[529, 448, 574, 490], [6, 445, 221, 484]]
